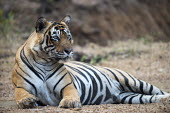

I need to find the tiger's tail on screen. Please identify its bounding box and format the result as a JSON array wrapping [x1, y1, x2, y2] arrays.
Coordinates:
[[118, 92, 170, 104]]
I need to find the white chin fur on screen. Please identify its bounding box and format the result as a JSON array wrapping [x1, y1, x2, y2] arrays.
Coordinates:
[[58, 58, 71, 63], [58, 60, 66, 63]]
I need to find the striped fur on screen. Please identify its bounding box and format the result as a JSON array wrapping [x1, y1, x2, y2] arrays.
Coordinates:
[[12, 16, 170, 108]]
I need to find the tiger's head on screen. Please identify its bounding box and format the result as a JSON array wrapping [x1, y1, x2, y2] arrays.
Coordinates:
[[34, 16, 73, 61]]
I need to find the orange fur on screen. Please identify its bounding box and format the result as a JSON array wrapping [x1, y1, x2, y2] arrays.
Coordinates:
[[12, 16, 79, 108]]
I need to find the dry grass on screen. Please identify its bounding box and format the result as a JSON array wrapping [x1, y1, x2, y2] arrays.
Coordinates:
[[0, 38, 170, 113]]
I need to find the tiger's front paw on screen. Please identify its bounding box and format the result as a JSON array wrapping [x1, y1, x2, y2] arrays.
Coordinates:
[[17, 96, 38, 109], [59, 96, 82, 108]]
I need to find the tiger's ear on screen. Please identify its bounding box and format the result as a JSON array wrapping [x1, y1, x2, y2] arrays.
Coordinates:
[[35, 17, 48, 33], [61, 15, 71, 25]]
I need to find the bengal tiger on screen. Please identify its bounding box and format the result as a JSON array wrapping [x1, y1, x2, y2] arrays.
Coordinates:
[[12, 16, 170, 108]]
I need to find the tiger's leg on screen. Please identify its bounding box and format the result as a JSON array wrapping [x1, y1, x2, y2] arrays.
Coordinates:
[[105, 68, 168, 95], [15, 87, 39, 108], [58, 82, 81, 108], [118, 92, 170, 104], [12, 66, 39, 108]]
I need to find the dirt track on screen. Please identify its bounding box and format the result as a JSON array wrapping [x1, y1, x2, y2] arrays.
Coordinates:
[[0, 39, 170, 113]]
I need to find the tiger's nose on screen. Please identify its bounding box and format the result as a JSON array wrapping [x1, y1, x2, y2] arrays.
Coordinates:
[[64, 48, 73, 54]]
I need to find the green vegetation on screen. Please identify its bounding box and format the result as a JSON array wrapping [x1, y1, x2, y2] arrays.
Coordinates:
[[138, 35, 154, 44], [0, 9, 15, 38], [90, 55, 107, 65], [78, 54, 107, 65], [80, 55, 88, 62]]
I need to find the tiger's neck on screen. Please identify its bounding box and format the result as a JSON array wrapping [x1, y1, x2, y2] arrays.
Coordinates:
[[21, 45, 64, 78], [28, 46, 59, 68], [25, 32, 61, 67]]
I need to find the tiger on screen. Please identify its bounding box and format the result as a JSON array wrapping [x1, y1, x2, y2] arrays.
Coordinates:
[[12, 15, 170, 108]]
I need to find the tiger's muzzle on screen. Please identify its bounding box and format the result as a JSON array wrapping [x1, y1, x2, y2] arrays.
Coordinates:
[[54, 49, 73, 60]]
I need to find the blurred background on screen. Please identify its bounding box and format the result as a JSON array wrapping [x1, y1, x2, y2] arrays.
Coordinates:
[[0, 0, 170, 45]]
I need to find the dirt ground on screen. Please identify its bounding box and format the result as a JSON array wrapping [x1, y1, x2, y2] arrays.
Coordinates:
[[0, 39, 170, 113]]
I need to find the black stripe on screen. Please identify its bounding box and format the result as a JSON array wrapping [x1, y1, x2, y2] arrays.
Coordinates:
[[50, 47, 56, 52], [100, 72, 112, 87], [83, 86, 92, 105], [116, 69, 134, 92], [128, 95, 138, 104], [92, 66, 112, 87], [77, 77, 86, 103], [72, 81, 78, 90], [105, 68, 125, 91], [44, 22, 58, 36], [104, 86, 111, 101], [32, 52, 46, 66], [126, 73, 137, 88], [44, 45, 54, 52], [55, 26, 59, 30], [60, 82, 72, 98], [75, 67, 98, 103], [149, 95, 154, 103], [39, 44, 43, 51], [49, 68, 66, 79], [72, 63, 103, 91], [46, 64, 64, 80], [16, 60, 31, 78], [22, 49, 45, 77], [160, 90, 164, 95], [47, 68, 65, 80], [32, 48, 48, 62], [15, 70, 37, 95], [149, 85, 153, 95], [65, 65, 89, 82], [77, 67, 94, 82], [138, 79, 144, 94], [52, 22, 57, 26], [32, 57, 46, 75], [119, 91, 126, 95], [53, 73, 67, 94], [13, 81, 17, 87], [16, 86, 26, 89], [20, 45, 44, 81], [45, 35, 49, 47], [93, 95, 103, 105], [72, 80, 78, 91], [120, 93, 137, 103], [32, 48, 58, 67], [70, 73, 81, 90], [139, 95, 144, 104]]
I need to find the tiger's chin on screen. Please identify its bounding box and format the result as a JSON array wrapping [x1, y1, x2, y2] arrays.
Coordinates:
[[58, 57, 71, 63], [57, 52, 73, 63], [49, 52, 73, 62]]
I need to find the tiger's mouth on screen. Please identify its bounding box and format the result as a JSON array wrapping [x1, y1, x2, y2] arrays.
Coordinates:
[[54, 51, 74, 60]]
